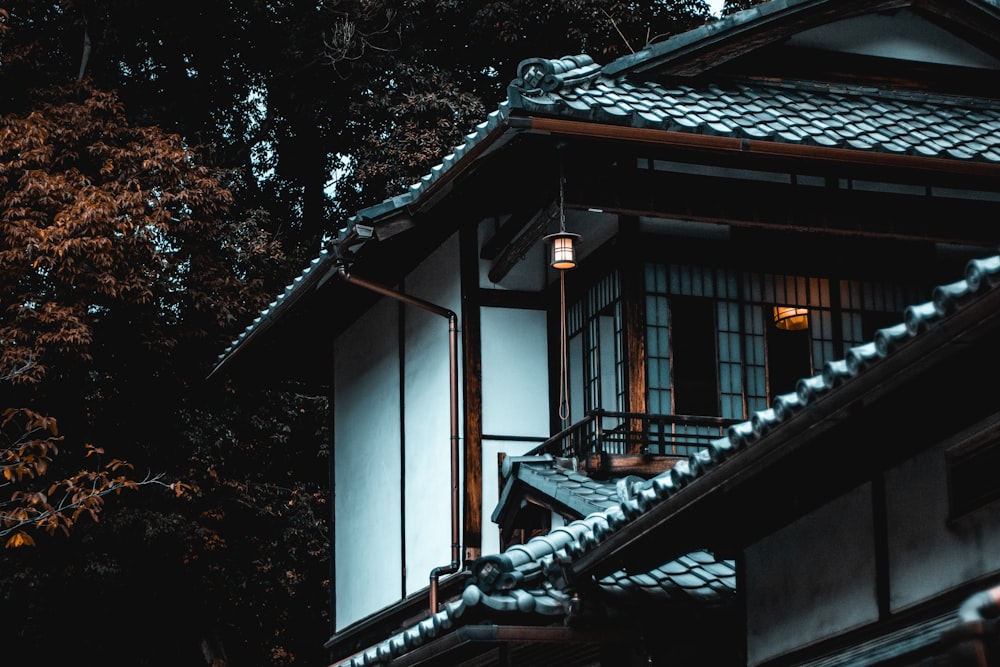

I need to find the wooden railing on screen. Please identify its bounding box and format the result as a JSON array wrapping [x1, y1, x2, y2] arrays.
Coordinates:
[[525, 409, 737, 461]]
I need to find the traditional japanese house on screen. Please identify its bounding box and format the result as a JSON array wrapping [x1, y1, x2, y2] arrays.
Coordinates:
[[212, 0, 1000, 664]]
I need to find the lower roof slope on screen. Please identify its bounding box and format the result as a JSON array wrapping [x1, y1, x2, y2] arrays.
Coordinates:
[[330, 253, 1000, 667]]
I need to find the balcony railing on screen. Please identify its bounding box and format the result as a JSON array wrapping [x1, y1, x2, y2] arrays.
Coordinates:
[[525, 409, 738, 461]]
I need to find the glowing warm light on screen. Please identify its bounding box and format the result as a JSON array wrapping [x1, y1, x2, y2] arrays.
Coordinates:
[[773, 306, 809, 331], [547, 232, 580, 270]]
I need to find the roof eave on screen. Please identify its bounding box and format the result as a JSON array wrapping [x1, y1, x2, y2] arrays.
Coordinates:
[[208, 108, 518, 379], [603, 0, 1000, 79], [518, 115, 1000, 179], [602, 0, 883, 77]]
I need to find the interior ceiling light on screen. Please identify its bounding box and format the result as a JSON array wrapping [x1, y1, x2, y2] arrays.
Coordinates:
[[773, 306, 810, 331]]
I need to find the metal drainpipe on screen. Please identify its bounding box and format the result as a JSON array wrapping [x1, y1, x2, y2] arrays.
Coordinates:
[[335, 266, 462, 613]]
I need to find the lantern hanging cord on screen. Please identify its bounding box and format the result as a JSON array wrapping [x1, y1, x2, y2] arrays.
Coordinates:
[[557, 160, 571, 423], [558, 159, 567, 233], [559, 270, 570, 422]]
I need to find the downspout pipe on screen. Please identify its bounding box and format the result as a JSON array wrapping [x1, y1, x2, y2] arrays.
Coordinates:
[[334, 265, 462, 614]]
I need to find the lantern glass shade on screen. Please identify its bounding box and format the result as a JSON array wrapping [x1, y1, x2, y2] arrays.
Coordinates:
[[547, 232, 580, 270], [773, 306, 809, 331]]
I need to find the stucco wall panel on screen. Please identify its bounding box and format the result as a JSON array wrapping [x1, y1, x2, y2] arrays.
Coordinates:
[[886, 438, 1000, 611], [403, 235, 464, 597], [746, 483, 878, 665], [480, 305, 550, 555], [334, 297, 403, 630], [481, 306, 549, 437]]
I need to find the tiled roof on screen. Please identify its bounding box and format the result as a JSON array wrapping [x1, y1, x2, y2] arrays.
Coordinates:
[[212, 47, 1000, 373], [511, 61, 1000, 161], [599, 550, 736, 605], [332, 253, 1000, 667], [494, 455, 736, 604], [336, 512, 735, 667], [494, 455, 622, 521]]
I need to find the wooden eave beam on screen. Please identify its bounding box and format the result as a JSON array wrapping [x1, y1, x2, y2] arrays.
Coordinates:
[[480, 201, 550, 261], [487, 199, 560, 283], [564, 164, 1000, 246], [519, 117, 1000, 181]]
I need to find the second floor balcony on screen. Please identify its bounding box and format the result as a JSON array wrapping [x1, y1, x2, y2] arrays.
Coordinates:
[[525, 409, 737, 479]]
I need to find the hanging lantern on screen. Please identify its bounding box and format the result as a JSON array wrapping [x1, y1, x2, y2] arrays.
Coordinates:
[[773, 306, 809, 331], [545, 231, 581, 270]]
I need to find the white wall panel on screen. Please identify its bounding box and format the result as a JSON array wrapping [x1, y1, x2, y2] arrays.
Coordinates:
[[403, 235, 464, 597], [481, 306, 550, 437], [479, 305, 551, 556], [886, 439, 1000, 611], [334, 297, 402, 630], [745, 484, 878, 665]]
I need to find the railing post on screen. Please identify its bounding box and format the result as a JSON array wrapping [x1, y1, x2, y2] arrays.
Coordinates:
[[593, 408, 604, 458]]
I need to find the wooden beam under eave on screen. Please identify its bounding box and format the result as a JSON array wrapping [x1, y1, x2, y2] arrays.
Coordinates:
[[526, 117, 1000, 181], [487, 200, 560, 283], [480, 201, 551, 261], [566, 163, 1000, 247]]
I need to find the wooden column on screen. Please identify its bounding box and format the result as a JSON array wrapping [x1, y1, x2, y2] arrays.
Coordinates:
[[618, 216, 647, 454], [460, 223, 484, 562]]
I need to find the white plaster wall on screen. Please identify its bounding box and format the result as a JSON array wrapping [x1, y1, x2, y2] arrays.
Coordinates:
[[403, 234, 464, 597], [886, 439, 1000, 611], [481, 306, 550, 437], [334, 297, 403, 630], [745, 483, 878, 666], [480, 306, 550, 555]]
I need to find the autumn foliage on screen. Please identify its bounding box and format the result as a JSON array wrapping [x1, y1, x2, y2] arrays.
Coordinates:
[[0, 81, 237, 545], [0, 53, 320, 666], [0, 0, 331, 661], [0, 406, 188, 548], [0, 0, 743, 664]]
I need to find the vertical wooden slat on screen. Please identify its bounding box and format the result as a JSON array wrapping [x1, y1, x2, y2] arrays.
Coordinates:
[[460, 223, 484, 561], [618, 217, 647, 454]]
